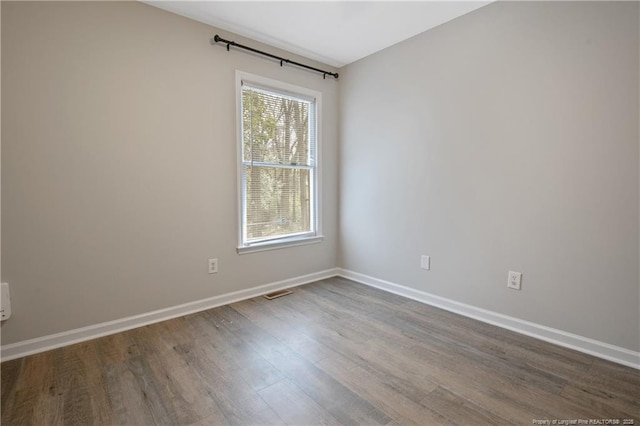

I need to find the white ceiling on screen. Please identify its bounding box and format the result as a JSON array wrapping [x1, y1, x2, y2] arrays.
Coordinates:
[[144, 1, 491, 68]]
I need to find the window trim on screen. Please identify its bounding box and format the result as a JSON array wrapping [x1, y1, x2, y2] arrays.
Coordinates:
[[235, 71, 323, 254]]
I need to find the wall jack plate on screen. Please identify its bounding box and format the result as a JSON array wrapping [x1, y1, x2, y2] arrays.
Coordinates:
[[507, 271, 522, 290], [1, 283, 12, 320]]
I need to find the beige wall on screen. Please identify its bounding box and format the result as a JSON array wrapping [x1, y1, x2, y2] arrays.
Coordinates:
[[1, 1, 339, 345], [339, 1, 640, 351], [0, 1, 2, 285], [2, 0, 639, 354]]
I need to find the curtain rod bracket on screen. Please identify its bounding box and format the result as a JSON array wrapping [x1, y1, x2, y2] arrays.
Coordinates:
[[212, 34, 338, 80]]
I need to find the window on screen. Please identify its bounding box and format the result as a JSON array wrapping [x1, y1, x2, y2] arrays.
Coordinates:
[[236, 72, 322, 253]]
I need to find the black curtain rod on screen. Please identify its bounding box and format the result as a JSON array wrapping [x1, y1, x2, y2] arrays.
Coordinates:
[[211, 34, 339, 80]]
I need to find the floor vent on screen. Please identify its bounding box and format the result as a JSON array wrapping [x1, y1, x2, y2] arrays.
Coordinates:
[[263, 289, 293, 300]]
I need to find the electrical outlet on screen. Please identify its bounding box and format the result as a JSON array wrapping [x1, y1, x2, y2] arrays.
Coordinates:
[[507, 271, 522, 290], [420, 255, 430, 270], [1, 283, 11, 320], [208, 258, 218, 274]]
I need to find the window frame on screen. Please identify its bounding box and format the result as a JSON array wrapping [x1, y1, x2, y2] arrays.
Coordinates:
[[235, 71, 323, 254]]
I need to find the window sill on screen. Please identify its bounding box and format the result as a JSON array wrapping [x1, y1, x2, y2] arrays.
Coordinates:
[[237, 235, 324, 255]]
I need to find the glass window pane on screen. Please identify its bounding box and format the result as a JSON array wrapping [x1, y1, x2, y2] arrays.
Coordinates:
[[239, 76, 318, 248], [244, 165, 311, 241], [242, 88, 312, 166]]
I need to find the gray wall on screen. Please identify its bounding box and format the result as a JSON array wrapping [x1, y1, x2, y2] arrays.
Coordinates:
[[2, 0, 639, 354], [1, 1, 339, 345], [339, 1, 640, 351]]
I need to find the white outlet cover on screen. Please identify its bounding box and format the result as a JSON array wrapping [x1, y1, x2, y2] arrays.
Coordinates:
[[208, 258, 218, 274], [420, 255, 430, 270], [507, 271, 522, 290], [1, 283, 11, 320]]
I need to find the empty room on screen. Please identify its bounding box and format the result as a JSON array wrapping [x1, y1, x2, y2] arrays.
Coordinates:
[[1, 0, 639, 424]]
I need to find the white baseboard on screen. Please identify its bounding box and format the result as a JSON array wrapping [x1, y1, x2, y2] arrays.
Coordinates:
[[337, 268, 640, 370], [0, 268, 339, 362], [4, 267, 638, 370]]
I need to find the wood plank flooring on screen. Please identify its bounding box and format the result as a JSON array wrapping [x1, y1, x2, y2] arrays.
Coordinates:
[[2, 277, 639, 425]]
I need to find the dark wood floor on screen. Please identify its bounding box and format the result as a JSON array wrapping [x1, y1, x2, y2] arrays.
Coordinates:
[[2, 277, 639, 425]]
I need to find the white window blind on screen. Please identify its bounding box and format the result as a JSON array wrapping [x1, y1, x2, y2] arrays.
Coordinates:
[[239, 79, 318, 248]]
